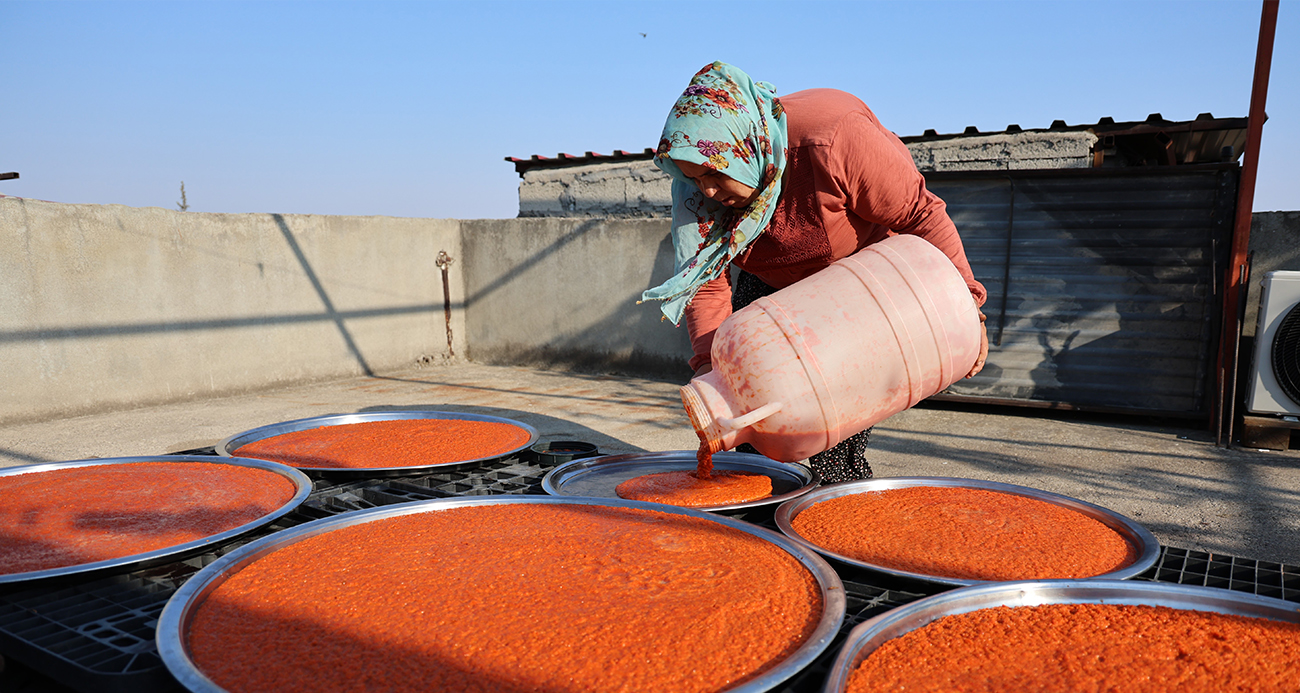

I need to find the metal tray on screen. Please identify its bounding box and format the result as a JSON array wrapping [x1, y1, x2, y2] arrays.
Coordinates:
[[157, 495, 846, 693], [216, 410, 540, 477], [541, 450, 819, 512], [0, 456, 311, 586], [824, 579, 1300, 692], [775, 477, 1160, 587]]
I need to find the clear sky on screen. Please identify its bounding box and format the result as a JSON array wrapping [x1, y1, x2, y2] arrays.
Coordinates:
[[3, 0, 1296, 218]]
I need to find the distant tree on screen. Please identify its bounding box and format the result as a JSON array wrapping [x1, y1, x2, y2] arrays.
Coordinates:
[[177, 181, 189, 212]]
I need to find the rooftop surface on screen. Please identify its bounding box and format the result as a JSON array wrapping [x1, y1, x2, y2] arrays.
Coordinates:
[[4, 361, 1299, 567]]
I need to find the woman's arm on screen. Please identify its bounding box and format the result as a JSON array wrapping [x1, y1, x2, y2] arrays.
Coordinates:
[[831, 111, 988, 308], [683, 273, 733, 374]]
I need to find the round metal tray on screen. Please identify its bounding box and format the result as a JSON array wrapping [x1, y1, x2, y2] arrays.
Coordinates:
[[824, 579, 1300, 692], [775, 477, 1160, 587], [216, 410, 540, 477], [158, 495, 846, 693], [0, 455, 312, 585], [541, 450, 819, 513]]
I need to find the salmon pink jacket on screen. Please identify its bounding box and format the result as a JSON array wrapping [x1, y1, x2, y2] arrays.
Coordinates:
[[684, 88, 988, 373]]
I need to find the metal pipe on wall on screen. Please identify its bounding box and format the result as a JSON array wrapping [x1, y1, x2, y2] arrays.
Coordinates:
[[1216, 0, 1278, 445]]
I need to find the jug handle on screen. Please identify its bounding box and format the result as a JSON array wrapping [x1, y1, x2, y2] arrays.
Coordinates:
[[718, 402, 783, 431]]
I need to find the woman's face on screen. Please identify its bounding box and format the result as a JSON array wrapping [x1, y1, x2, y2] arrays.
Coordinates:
[[672, 159, 759, 208]]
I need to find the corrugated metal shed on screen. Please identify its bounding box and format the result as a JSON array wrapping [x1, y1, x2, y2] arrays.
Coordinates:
[[934, 164, 1239, 415]]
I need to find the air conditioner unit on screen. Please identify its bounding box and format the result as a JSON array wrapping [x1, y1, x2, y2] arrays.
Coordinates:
[[1246, 270, 1300, 415]]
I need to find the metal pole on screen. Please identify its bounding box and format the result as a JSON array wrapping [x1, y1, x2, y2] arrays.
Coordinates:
[[995, 177, 1015, 347], [1215, 0, 1278, 444], [1226, 255, 1253, 447], [436, 251, 455, 358]]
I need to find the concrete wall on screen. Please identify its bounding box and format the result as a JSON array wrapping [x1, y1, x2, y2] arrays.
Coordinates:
[[515, 132, 1099, 217], [5, 194, 1290, 426], [1243, 210, 1300, 338], [907, 131, 1098, 172], [519, 160, 672, 218], [459, 217, 692, 375], [0, 198, 465, 424]]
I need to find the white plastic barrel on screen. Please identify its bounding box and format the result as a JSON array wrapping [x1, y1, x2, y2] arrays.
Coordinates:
[[680, 234, 982, 462]]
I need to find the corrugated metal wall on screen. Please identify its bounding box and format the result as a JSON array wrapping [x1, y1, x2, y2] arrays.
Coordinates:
[[932, 165, 1238, 415]]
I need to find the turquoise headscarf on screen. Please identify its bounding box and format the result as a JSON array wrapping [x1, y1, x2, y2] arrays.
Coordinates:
[[640, 61, 788, 325]]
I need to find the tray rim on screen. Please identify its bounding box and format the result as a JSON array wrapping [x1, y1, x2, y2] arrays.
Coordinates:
[[773, 476, 1161, 587], [214, 410, 540, 476], [540, 450, 820, 512], [0, 455, 312, 585], [157, 494, 847, 693], [824, 578, 1300, 692]]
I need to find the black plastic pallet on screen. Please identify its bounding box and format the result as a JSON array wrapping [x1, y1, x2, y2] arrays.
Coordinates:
[[1134, 545, 1300, 602], [774, 580, 931, 693]]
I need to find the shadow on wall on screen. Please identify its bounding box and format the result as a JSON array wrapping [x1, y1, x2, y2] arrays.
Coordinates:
[[1, 214, 435, 363], [513, 232, 692, 378], [943, 171, 1234, 416], [271, 214, 375, 376], [465, 221, 693, 380]]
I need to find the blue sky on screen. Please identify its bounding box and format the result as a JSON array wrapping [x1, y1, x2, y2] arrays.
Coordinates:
[[3, 0, 1296, 218]]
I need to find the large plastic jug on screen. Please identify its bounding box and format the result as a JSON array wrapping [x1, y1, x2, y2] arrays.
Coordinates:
[[680, 234, 981, 463]]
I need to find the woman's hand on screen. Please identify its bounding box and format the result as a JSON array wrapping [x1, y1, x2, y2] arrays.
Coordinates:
[[966, 313, 989, 378]]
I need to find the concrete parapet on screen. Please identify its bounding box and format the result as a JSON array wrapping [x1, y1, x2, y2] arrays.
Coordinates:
[[907, 131, 1098, 172], [0, 198, 464, 424], [1243, 211, 1300, 338], [5, 193, 1291, 427], [459, 217, 691, 375], [518, 160, 672, 218]]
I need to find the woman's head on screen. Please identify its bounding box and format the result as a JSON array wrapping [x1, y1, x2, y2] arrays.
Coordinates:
[[639, 62, 789, 325], [671, 159, 758, 208], [654, 62, 784, 207]]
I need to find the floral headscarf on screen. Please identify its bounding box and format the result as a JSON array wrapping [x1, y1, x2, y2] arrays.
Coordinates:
[[639, 61, 788, 325]]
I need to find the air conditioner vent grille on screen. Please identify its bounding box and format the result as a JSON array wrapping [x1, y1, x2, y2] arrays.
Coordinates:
[[1274, 302, 1300, 407]]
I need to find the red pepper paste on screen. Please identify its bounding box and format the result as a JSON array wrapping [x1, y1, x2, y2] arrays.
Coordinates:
[[790, 486, 1135, 581], [847, 602, 1300, 692], [0, 462, 296, 575], [187, 503, 823, 693], [233, 418, 532, 469], [616, 470, 773, 507]]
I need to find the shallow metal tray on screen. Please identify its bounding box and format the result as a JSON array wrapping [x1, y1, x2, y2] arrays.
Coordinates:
[[0, 456, 311, 586], [774, 477, 1160, 587], [824, 579, 1300, 692], [216, 410, 539, 477], [157, 495, 846, 693], [541, 450, 819, 513]]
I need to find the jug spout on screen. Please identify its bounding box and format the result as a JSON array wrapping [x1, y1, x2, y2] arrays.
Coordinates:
[[680, 372, 740, 454], [680, 372, 783, 454]]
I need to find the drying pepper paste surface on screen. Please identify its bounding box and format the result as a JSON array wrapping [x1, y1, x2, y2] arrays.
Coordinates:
[[0, 462, 296, 575], [847, 602, 1300, 692], [233, 418, 532, 469], [187, 503, 824, 693], [616, 470, 773, 507], [790, 486, 1134, 581]]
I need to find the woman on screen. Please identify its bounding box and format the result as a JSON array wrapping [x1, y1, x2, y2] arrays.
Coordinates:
[[642, 61, 989, 483]]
